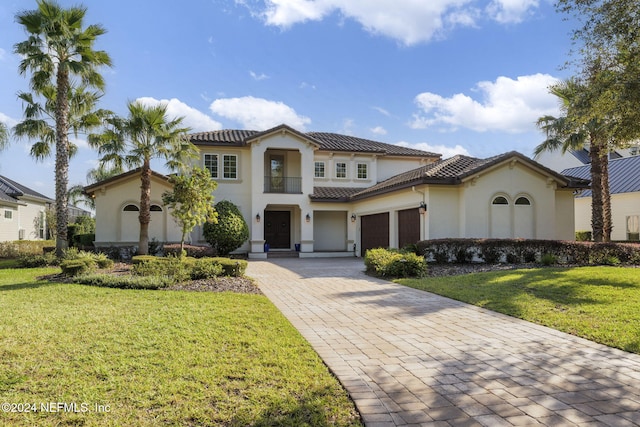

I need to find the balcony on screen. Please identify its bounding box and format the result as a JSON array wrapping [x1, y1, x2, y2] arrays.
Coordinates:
[[264, 176, 302, 194]]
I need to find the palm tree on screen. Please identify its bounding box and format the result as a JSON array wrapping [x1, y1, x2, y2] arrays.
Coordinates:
[[14, 0, 111, 256], [534, 79, 612, 242], [89, 101, 197, 255], [0, 122, 8, 151]]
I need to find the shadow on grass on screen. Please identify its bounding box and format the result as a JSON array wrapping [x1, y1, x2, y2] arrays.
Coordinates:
[[0, 281, 57, 292]]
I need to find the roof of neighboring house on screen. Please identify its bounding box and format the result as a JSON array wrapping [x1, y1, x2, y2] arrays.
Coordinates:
[[0, 175, 53, 205], [311, 151, 590, 202], [189, 124, 440, 158], [562, 155, 640, 197]]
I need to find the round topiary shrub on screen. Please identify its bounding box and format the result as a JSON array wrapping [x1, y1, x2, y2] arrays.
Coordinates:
[[203, 201, 249, 256]]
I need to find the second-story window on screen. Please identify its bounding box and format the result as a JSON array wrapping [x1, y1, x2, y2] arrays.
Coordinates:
[[223, 154, 238, 179], [314, 162, 325, 178], [335, 162, 347, 179], [357, 163, 368, 179], [204, 154, 218, 178]]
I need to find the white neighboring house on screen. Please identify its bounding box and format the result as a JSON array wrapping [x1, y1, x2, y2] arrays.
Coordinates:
[[563, 156, 640, 241], [0, 175, 53, 241], [85, 124, 587, 257]]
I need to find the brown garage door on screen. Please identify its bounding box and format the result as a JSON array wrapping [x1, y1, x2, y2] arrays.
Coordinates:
[[361, 212, 389, 254], [398, 208, 420, 249]]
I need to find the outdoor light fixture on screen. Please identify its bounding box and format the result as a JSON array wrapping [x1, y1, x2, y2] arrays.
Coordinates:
[[351, 213, 356, 222], [306, 213, 311, 222], [256, 213, 261, 222], [418, 201, 427, 215]]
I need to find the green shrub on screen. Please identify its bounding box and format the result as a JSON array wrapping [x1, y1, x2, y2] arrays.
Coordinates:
[[73, 233, 95, 248], [540, 253, 558, 266], [17, 252, 58, 268], [0, 240, 56, 258], [93, 252, 114, 269], [132, 256, 190, 283], [203, 200, 249, 256], [164, 244, 215, 258], [575, 231, 592, 241], [131, 255, 164, 265], [209, 257, 247, 277], [365, 248, 427, 278], [73, 274, 173, 290], [190, 258, 224, 280], [479, 245, 502, 264], [60, 258, 96, 276]]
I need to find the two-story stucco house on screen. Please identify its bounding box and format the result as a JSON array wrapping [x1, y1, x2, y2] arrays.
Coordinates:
[[85, 124, 587, 257]]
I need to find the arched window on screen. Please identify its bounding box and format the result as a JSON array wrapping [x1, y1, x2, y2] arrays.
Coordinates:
[[515, 197, 531, 205], [123, 204, 139, 212], [150, 205, 163, 212], [492, 196, 509, 205]]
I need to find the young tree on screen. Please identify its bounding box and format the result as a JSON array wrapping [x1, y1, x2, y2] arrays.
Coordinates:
[[14, 0, 111, 256], [203, 201, 249, 256], [162, 167, 218, 254], [89, 101, 197, 255]]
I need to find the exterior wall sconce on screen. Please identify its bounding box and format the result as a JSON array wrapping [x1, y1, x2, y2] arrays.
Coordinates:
[[418, 202, 427, 215], [256, 213, 261, 222], [351, 213, 356, 222], [305, 213, 311, 223]]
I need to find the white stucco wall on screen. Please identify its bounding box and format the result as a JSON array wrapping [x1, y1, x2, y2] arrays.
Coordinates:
[[574, 192, 640, 241], [93, 174, 181, 246], [0, 204, 20, 241], [0, 199, 48, 242]]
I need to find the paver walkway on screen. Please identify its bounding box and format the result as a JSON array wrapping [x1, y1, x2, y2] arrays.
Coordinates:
[[247, 258, 640, 427]]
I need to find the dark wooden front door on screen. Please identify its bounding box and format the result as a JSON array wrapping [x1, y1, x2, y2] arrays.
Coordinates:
[[361, 212, 389, 254], [398, 208, 420, 248], [264, 211, 291, 249]]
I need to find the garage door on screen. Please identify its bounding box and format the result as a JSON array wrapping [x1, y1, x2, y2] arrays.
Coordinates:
[[361, 212, 389, 254], [398, 208, 420, 248]]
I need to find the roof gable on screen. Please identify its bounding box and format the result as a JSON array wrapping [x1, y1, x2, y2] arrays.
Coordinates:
[[0, 175, 53, 204], [83, 168, 171, 196]]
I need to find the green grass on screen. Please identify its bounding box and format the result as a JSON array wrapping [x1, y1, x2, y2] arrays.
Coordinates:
[[0, 268, 361, 426], [399, 266, 640, 354]]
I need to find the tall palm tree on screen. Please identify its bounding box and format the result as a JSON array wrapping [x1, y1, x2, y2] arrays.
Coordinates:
[[0, 122, 8, 151], [534, 79, 612, 242], [14, 0, 111, 256], [89, 101, 197, 255]]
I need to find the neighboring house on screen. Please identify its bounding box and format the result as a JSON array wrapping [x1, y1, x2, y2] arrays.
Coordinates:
[[563, 156, 640, 241], [86, 124, 587, 257], [68, 204, 92, 223], [0, 175, 53, 241]]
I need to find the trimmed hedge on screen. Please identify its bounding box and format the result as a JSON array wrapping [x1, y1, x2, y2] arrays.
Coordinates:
[[60, 258, 96, 276], [364, 248, 427, 278], [415, 238, 640, 266], [73, 274, 173, 290], [0, 240, 56, 258], [164, 244, 215, 258]]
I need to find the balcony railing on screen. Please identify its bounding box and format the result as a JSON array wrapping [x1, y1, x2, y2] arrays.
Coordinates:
[[264, 176, 302, 193]]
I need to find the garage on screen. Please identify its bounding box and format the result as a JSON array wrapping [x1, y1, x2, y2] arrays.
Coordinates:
[[398, 208, 420, 248], [360, 212, 389, 253]]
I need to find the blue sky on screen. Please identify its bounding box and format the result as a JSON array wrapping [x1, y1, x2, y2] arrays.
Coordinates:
[[0, 0, 576, 199]]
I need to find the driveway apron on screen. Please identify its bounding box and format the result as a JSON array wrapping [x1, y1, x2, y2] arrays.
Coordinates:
[[247, 258, 640, 426]]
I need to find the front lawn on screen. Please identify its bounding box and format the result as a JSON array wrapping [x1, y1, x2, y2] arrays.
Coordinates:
[[399, 266, 640, 354], [0, 268, 361, 426]]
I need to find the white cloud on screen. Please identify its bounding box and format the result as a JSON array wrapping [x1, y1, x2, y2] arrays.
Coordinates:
[[397, 141, 471, 159], [411, 73, 560, 133], [372, 106, 391, 117], [250, 70, 270, 81], [0, 112, 18, 127], [370, 126, 387, 135], [209, 96, 311, 130], [0, 48, 5, 60], [244, 0, 540, 45], [486, 0, 538, 24], [136, 97, 222, 132]]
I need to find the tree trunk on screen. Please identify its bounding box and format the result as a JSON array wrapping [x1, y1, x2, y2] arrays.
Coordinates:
[[601, 150, 612, 242], [55, 69, 70, 258], [138, 159, 152, 255], [589, 139, 605, 242]]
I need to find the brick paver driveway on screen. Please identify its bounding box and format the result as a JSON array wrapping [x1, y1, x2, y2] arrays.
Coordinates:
[[247, 258, 640, 426]]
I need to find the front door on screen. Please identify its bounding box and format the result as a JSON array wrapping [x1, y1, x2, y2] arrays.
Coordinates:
[[264, 211, 291, 249]]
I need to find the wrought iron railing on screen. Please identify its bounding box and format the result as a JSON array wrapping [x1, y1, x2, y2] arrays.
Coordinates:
[[264, 176, 302, 193]]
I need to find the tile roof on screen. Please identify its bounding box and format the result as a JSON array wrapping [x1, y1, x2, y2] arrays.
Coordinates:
[[310, 187, 364, 202], [345, 151, 587, 201], [562, 155, 640, 197], [0, 175, 53, 204], [189, 124, 440, 158], [84, 168, 170, 195]]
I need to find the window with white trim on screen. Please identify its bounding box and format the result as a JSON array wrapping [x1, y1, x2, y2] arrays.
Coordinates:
[[335, 162, 347, 179], [314, 162, 325, 178], [356, 163, 368, 179], [492, 196, 509, 205], [627, 215, 639, 241], [223, 154, 238, 179], [204, 154, 218, 178]]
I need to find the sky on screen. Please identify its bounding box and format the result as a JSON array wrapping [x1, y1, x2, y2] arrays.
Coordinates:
[[0, 0, 579, 200]]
